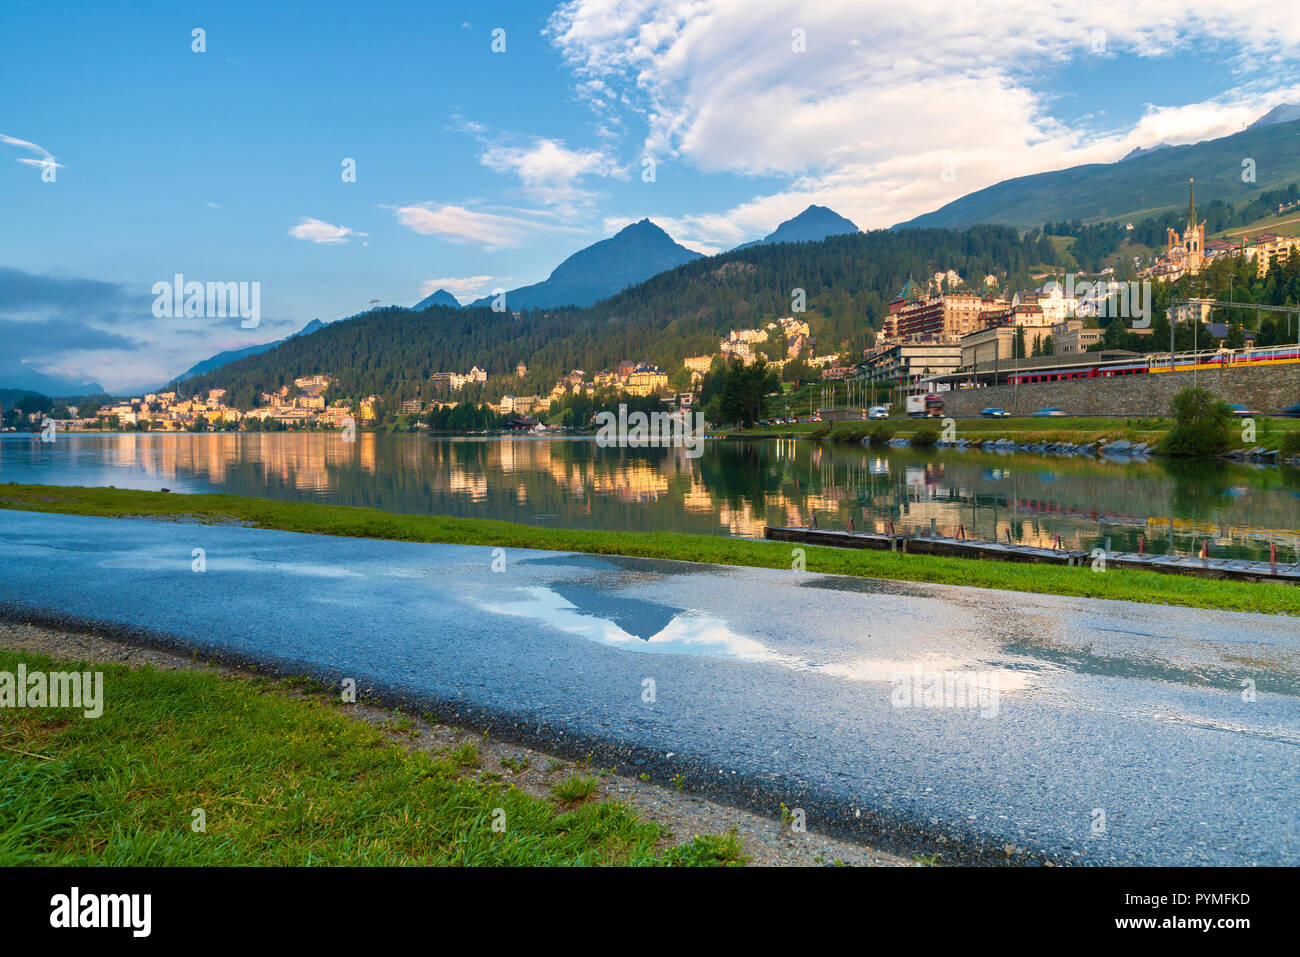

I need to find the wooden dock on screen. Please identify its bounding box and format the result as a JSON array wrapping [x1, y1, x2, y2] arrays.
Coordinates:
[[764, 526, 1300, 585]]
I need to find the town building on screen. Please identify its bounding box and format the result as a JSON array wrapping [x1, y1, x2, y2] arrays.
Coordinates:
[[1170, 298, 1215, 325], [293, 374, 333, 394], [887, 281, 1006, 343], [856, 342, 964, 396], [1050, 319, 1104, 355], [626, 364, 668, 396], [1151, 179, 1207, 281], [1242, 233, 1300, 277]]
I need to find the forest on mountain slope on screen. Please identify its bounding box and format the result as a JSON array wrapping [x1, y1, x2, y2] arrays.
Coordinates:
[[180, 225, 1053, 411]]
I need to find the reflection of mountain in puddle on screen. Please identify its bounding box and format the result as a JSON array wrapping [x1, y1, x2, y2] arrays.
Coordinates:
[[476, 585, 801, 665], [474, 585, 1034, 692]]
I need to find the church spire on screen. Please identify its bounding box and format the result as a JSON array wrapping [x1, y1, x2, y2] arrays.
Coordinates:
[[1187, 178, 1197, 227]]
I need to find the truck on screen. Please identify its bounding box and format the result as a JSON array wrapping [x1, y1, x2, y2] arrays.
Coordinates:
[[906, 394, 944, 418]]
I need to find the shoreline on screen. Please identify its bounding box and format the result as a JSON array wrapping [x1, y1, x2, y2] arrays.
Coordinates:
[[1, 483, 1295, 615]]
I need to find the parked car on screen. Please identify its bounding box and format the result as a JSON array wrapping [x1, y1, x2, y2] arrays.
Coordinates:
[[868, 406, 889, 420], [1279, 402, 1300, 418], [1227, 403, 1261, 417], [1032, 407, 1066, 417], [980, 407, 1009, 418]]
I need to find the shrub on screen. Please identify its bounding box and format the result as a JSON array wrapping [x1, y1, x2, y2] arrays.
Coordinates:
[[911, 425, 939, 447], [1160, 386, 1233, 459], [867, 424, 895, 445], [807, 422, 831, 441], [1280, 431, 1300, 460]]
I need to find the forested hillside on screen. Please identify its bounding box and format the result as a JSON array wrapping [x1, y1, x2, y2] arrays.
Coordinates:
[[181, 225, 1051, 410]]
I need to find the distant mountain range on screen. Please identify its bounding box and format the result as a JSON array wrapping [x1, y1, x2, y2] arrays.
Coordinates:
[[896, 112, 1300, 231], [465, 219, 703, 311], [169, 319, 324, 386], [413, 288, 462, 310], [735, 204, 860, 248], [166, 207, 861, 392], [0, 357, 103, 397], [181, 224, 1043, 415]]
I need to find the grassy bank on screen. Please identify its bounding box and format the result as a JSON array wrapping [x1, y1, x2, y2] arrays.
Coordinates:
[[0, 647, 742, 865], [735, 414, 1300, 447], [2, 483, 1295, 615]]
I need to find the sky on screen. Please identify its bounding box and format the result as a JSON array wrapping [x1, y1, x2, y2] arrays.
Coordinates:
[[4, 0, 1300, 394]]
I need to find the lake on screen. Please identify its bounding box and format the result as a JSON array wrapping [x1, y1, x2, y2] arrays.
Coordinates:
[[2, 432, 1298, 563]]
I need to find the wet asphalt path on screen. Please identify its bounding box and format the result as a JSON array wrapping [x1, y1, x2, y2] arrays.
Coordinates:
[[1, 509, 1296, 865]]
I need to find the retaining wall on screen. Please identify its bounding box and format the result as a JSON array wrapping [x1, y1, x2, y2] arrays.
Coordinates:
[[936, 362, 1300, 417]]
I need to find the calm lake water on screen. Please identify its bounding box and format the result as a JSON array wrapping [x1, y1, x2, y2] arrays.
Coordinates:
[[3, 432, 1298, 562]]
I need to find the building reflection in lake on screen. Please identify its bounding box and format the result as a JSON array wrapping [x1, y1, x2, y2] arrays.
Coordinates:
[[2, 433, 1296, 563]]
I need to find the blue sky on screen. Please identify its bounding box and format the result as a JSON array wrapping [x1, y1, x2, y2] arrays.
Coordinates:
[[4, 0, 1300, 393]]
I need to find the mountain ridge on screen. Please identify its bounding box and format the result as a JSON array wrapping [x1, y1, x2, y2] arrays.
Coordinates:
[[168, 318, 325, 387], [0, 359, 103, 397], [466, 219, 703, 311], [894, 116, 1300, 231]]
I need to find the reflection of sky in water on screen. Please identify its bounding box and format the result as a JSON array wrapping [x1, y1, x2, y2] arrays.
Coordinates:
[[98, 553, 362, 578], [474, 585, 1033, 692]]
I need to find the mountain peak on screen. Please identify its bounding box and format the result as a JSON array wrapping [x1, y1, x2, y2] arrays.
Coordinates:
[[1121, 142, 1172, 161], [413, 288, 462, 310], [1250, 103, 1300, 129], [623, 217, 664, 231], [737, 204, 860, 249], [468, 220, 702, 311]]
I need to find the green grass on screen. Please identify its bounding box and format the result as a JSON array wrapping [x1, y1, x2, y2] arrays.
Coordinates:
[[551, 775, 600, 805], [1, 482, 1295, 614], [737, 414, 1300, 452], [0, 647, 744, 866]]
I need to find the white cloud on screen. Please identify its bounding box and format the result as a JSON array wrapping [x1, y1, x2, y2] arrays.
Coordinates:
[[479, 137, 623, 210], [389, 202, 574, 249], [0, 133, 53, 158], [419, 276, 496, 300], [1, 132, 62, 171], [546, 0, 1300, 235], [289, 217, 369, 244], [449, 114, 625, 215]]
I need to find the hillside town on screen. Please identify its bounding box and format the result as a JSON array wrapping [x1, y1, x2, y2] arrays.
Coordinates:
[[9, 180, 1300, 438]]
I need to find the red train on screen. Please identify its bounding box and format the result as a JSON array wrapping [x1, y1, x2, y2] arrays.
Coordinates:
[[1006, 343, 1300, 385]]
